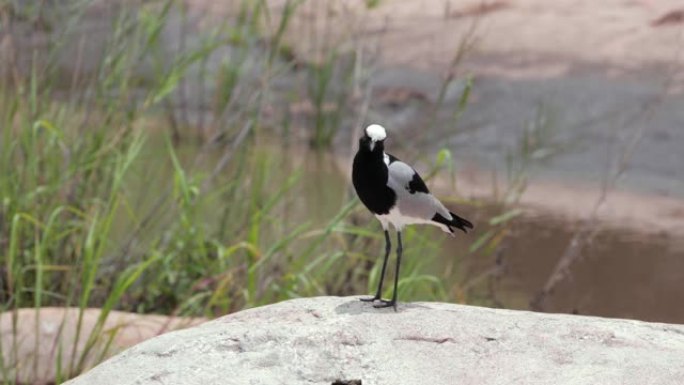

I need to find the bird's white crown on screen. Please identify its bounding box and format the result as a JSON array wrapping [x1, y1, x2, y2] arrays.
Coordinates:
[[365, 124, 387, 141]]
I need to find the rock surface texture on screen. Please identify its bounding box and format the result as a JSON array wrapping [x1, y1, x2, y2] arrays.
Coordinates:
[[65, 296, 684, 385]]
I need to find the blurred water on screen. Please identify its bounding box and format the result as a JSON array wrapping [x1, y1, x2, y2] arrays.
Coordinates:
[[445, 209, 684, 324], [244, 145, 684, 324]]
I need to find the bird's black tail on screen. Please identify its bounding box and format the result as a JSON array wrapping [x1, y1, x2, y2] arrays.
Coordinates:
[[432, 212, 474, 234]]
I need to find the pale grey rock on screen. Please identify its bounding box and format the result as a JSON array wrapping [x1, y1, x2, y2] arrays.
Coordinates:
[[65, 296, 684, 385]]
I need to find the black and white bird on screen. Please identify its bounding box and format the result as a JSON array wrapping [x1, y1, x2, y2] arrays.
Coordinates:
[[352, 124, 473, 310]]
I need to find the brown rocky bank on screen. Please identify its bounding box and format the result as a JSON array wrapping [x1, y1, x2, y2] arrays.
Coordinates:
[[0, 308, 205, 384], [65, 296, 684, 385]]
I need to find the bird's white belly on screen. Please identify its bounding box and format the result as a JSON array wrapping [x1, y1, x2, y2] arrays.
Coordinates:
[[375, 207, 435, 231]]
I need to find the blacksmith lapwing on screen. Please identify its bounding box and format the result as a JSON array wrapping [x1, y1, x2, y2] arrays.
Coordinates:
[[352, 124, 473, 310]]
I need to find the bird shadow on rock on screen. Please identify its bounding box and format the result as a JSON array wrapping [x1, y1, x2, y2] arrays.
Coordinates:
[[334, 298, 430, 315]]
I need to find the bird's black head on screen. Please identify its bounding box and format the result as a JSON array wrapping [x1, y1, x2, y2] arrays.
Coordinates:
[[358, 124, 387, 153]]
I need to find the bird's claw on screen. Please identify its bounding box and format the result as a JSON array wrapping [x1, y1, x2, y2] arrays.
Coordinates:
[[359, 296, 381, 302], [372, 299, 397, 310], [360, 296, 397, 310]]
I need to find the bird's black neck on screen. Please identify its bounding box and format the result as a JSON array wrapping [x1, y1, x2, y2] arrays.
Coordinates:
[[353, 140, 385, 174], [356, 136, 385, 156], [352, 140, 395, 215]]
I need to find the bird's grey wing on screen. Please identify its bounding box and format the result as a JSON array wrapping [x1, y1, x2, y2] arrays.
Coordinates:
[[386, 158, 450, 220]]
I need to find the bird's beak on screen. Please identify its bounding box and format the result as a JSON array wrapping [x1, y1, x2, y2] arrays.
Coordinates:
[[369, 140, 376, 151]]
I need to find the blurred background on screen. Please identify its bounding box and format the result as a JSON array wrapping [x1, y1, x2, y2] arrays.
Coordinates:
[[1, 0, 684, 382]]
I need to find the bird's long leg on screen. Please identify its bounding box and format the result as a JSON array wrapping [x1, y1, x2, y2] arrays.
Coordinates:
[[374, 231, 402, 310], [360, 230, 391, 302]]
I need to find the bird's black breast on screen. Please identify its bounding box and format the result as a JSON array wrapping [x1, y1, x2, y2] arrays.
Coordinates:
[[352, 151, 396, 215]]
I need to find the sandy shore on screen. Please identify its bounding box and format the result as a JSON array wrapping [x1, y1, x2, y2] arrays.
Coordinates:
[[260, 0, 684, 74]]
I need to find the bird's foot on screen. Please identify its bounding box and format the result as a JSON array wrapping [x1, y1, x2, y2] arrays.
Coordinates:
[[359, 296, 381, 302], [372, 299, 397, 311]]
